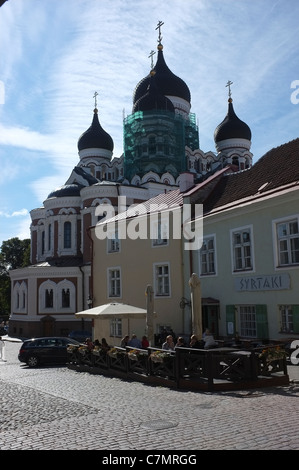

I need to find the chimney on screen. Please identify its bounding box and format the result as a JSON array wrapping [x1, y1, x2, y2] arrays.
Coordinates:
[[179, 172, 194, 192]]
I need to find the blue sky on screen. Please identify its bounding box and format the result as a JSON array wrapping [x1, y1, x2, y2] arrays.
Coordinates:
[[0, 0, 298, 245]]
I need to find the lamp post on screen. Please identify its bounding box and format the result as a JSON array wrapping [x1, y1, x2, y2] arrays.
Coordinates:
[[87, 296, 93, 309], [180, 297, 191, 309]]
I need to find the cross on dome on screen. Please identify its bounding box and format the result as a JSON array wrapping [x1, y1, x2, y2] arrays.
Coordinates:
[[93, 91, 99, 109], [226, 80, 233, 99], [148, 50, 156, 69], [156, 20, 164, 45]]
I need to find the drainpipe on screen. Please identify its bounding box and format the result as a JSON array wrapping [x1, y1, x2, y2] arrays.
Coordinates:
[[86, 226, 94, 305], [79, 265, 85, 331]]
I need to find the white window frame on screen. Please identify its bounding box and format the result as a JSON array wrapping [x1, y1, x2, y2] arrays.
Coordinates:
[[57, 209, 77, 256], [230, 225, 254, 273], [57, 280, 76, 312], [237, 305, 257, 338], [107, 229, 120, 253], [13, 281, 28, 313], [110, 318, 122, 337], [153, 262, 171, 297], [151, 216, 169, 248], [108, 267, 122, 298], [279, 305, 294, 333], [199, 234, 217, 276], [273, 215, 299, 268], [39, 279, 76, 313]]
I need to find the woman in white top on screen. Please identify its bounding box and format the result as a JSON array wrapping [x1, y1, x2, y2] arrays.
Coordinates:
[[203, 331, 217, 349]]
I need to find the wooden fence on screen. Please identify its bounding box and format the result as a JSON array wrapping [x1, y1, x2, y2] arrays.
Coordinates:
[[67, 344, 289, 392]]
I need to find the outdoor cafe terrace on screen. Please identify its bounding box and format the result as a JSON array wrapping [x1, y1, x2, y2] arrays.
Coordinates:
[[66, 340, 289, 392]]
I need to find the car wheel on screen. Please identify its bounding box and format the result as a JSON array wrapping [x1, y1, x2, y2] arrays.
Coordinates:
[[27, 355, 39, 367]]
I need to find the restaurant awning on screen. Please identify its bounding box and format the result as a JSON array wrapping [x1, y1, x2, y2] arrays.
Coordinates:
[[75, 302, 147, 319]]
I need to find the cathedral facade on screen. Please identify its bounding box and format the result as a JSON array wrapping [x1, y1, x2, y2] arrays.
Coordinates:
[[9, 26, 252, 339]]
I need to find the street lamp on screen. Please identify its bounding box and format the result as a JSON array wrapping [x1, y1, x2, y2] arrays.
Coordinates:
[[87, 295, 93, 309], [180, 297, 191, 309]]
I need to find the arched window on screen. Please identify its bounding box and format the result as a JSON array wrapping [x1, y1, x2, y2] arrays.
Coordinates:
[[42, 230, 45, 254], [45, 289, 54, 308], [64, 221, 72, 249], [57, 280, 76, 311], [48, 224, 51, 251], [62, 288, 70, 308], [13, 281, 28, 313], [232, 156, 239, 167]]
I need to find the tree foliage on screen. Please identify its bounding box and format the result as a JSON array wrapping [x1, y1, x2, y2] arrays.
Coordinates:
[[0, 237, 31, 317]]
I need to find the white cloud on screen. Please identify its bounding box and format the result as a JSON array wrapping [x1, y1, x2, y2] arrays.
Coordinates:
[[0, 0, 298, 245], [0, 208, 29, 218]]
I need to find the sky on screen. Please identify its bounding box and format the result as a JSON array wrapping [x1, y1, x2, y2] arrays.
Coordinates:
[[0, 0, 298, 246]]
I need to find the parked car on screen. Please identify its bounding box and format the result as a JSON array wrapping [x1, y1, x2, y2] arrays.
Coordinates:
[[68, 330, 92, 343], [18, 337, 80, 368]]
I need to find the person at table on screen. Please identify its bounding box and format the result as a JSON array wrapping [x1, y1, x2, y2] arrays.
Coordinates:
[[141, 335, 149, 349], [175, 337, 185, 348], [162, 335, 175, 351], [203, 331, 218, 349], [101, 338, 110, 352], [85, 338, 94, 350], [128, 334, 142, 348], [189, 334, 204, 349], [121, 335, 130, 348]]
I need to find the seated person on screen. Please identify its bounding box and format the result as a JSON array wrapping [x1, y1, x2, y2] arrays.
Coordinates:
[[85, 338, 94, 350], [141, 335, 149, 349], [120, 335, 130, 348], [162, 335, 175, 351], [175, 337, 185, 348], [101, 338, 110, 352], [128, 334, 142, 348], [203, 331, 218, 349], [189, 334, 204, 348]]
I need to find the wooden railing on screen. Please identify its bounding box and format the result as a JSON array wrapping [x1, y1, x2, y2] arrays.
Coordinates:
[[67, 344, 289, 391]]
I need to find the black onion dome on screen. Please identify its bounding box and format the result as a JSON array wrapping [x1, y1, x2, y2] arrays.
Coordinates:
[[47, 183, 84, 199], [77, 108, 114, 152], [133, 45, 191, 105], [214, 98, 251, 143], [133, 72, 175, 113]]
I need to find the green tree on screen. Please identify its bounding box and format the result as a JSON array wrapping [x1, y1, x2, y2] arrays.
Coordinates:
[[0, 237, 31, 317]]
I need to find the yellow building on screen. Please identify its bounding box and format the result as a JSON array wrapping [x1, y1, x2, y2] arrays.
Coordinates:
[[89, 188, 189, 345]]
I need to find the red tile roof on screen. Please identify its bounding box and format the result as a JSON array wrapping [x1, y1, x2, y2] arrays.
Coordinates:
[[202, 138, 299, 213]]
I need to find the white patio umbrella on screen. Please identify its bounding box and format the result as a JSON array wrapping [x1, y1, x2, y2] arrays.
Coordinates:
[[75, 302, 147, 337], [75, 302, 147, 319]]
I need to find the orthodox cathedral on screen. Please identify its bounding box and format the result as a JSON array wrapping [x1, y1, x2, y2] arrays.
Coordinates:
[[9, 23, 253, 338]]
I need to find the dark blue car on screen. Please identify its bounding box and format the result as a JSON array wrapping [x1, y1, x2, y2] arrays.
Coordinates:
[[18, 337, 80, 367]]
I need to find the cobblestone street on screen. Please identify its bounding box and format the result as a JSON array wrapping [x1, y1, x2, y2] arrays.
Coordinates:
[[1, 339, 299, 453]]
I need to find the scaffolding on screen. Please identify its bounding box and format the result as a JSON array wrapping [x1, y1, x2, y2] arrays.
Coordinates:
[[123, 110, 199, 181]]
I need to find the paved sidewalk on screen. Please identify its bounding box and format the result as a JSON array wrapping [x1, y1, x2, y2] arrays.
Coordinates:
[[1, 338, 299, 451]]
